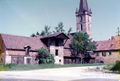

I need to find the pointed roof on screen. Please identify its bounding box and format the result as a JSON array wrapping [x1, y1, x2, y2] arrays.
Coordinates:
[[79, 0, 88, 11]]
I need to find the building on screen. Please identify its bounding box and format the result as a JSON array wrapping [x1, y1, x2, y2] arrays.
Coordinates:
[[76, 0, 92, 38], [63, 0, 94, 64], [0, 0, 119, 65], [94, 36, 120, 64], [0, 33, 69, 65], [75, 0, 120, 64]]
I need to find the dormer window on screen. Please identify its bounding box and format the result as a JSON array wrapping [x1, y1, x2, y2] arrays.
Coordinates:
[[96, 52, 99, 56], [102, 52, 106, 57], [24, 45, 31, 55], [109, 51, 112, 56]]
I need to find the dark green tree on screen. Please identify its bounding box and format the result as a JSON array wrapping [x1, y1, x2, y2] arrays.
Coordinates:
[[67, 27, 72, 35], [31, 25, 51, 37], [39, 25, 51, 36], [31, 22, 72, 37], [70, 32, 96, 63], [36, 47, 54, 64], [36, 32, 40, 35], [111, 61, 120, 73], [54, 22, 65, 33], [40, 31, 45, 36], [31, 33, 36, 37], [43, 25, 51, 35]]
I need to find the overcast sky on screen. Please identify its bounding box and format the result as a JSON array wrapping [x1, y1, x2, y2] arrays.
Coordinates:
[[0, 0, 120, 41]]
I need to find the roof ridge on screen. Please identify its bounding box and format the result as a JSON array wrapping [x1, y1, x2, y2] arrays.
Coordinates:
[[0, 33, 34, 39]]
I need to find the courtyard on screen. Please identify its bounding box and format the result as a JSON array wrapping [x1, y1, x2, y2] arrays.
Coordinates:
[[0, 65, 119, 81]]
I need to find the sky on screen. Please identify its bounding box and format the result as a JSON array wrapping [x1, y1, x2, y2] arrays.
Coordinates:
[[0, 0, 120, 41]]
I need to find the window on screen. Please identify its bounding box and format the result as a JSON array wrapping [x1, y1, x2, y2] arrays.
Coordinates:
[[81, 24, 83, 31], [96, 52, 99, 56], [102, 52, 106, 57], [55, 50, 58, 56], [59, 59, 61, 62], [27, 58, 31, 64], [24, 45, 31, 55], [109, 51, 112, 56]]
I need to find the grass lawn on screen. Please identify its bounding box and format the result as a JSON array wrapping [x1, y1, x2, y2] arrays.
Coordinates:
[[0, 64, 8, 71], [0, 63, 104, 71]]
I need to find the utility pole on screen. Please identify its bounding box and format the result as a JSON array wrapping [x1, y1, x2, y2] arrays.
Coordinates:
[[117, 27, 120, 36]]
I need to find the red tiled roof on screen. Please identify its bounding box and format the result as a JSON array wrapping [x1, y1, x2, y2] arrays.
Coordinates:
[[64, 33, 74, 48], [64, 34, 120, 55], [1, 33, 47, 50], [96, 36, 120, 51]]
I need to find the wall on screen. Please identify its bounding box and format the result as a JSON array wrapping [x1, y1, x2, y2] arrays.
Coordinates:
[[5, 50, 38, 64], [76, 12, 92, 38], [95, 51, 120, 64], [50, 46, 64, 65], [48, 38, 64, 65]]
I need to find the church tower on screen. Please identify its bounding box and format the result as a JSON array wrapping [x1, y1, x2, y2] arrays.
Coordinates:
[[76, 0, 92, 38]]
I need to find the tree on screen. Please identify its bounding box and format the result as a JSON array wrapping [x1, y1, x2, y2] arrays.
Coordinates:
[[70, 32, 96, 63], [0, 47, 3, 64], [54, 22, 65, 33], [40, 31, 45, 36], [30, 25, 51, 37], [31, 33, 36, 37], [67, 27, 72, 35], [0, 54, 3, 64], [111, 61, 120, 73], [30, 22, 72, 37], [39, 25, 51, 36], [36, 32, 40, 35], [43, 25, 51, 36], [36, 47, 54, 64]]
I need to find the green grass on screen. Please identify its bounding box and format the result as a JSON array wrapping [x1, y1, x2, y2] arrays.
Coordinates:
[[104, 64, 113, 70], [3, 63, 104, 71], [0, 64, 8, 71]]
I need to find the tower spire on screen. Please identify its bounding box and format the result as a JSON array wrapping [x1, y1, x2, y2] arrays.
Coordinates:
[[76, 0, 92, 38], [79, 0, 88, 12]]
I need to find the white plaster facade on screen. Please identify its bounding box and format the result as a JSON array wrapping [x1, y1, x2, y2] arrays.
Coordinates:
[[4, 51, 12, 64], [24, 56, 32, 64], [50, 46, 64, 65]]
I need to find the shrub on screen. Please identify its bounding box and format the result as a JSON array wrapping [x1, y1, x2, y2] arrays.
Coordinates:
[[36, 47, 55, 64], [111, 61, 120, 73]]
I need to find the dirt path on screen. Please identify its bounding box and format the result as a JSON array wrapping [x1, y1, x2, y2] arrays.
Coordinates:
[[0, 66, 119, 81]]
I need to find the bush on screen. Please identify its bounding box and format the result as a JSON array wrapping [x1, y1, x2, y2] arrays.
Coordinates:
[[36, 47, 55, 64], [111, 61, 120, 73]]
